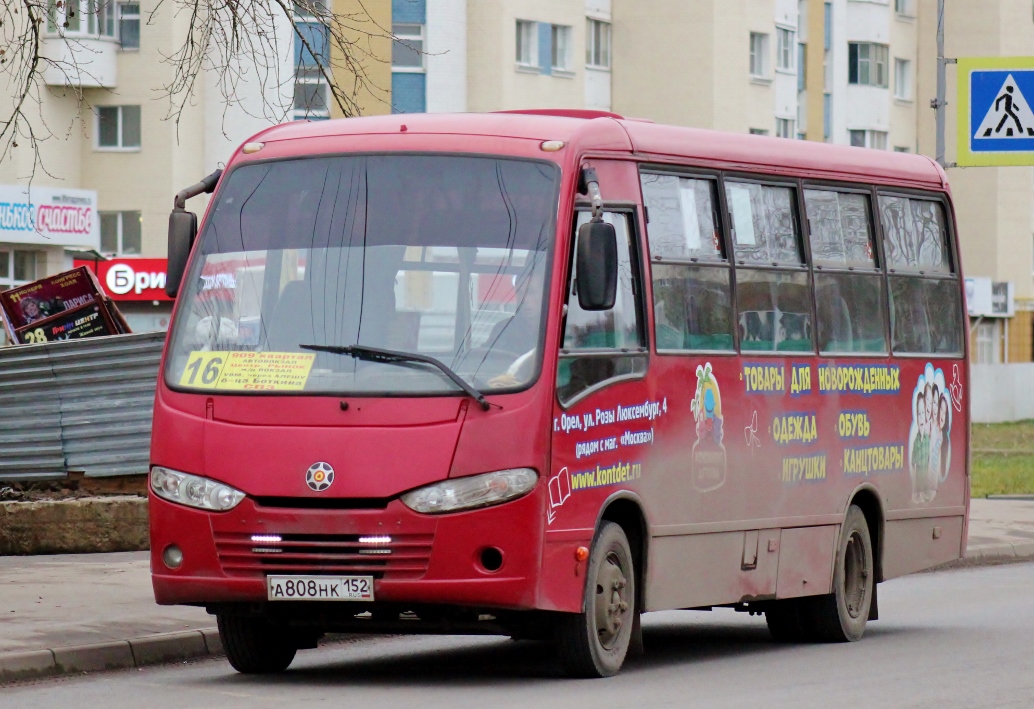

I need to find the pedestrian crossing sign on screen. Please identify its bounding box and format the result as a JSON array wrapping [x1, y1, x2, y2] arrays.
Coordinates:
[[958, 57, 1034, 166]]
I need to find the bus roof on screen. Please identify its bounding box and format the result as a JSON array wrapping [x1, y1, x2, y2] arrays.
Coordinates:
[[250, 111, 947, 190]]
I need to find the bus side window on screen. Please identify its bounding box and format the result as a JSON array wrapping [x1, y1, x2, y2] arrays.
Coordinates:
[[640, 173, 734, 352], [805, 189, 888, 354], [878, 195, 963, 355], [726, 180, 812, 353], [557, 212, 646, 405]]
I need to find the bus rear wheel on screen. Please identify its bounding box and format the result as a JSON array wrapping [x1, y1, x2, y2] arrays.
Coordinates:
[[804, 505, 874, 642], [555, 521, 637, 678], [218, 614, 298, 674]]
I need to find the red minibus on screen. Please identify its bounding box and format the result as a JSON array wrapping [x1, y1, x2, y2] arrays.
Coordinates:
[[150, 110, 969, 677]]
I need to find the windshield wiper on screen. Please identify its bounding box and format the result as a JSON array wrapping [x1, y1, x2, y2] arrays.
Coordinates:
[[298, 343, 491, 411]]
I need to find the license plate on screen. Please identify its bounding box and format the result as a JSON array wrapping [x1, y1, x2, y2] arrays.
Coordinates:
[[266, 575, 374, 601]]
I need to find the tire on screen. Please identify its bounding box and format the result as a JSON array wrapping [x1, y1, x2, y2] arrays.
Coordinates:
[[802, 505, 875, 642], [218, 614, 298, 674], [555, 521, 637, 678]]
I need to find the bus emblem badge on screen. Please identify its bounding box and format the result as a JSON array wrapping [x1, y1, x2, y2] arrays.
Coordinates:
[[305, 462, 335, 492]]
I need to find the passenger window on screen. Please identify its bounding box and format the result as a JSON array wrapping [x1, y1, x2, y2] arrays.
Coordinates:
[[804, 189, 888, 354], [878, 195, 951, 273], [879, 193, 962, 355], [805, 190, 875, 269], [640, 174, 723, 261], [889, 277, 963, 355], [736, 270, 813, 352], [652, 266, 734, 351], [815, 274, 887, 354], [558, 212, 646, 405], [640, 172, 734, 352], [725, 182, 802, 265]]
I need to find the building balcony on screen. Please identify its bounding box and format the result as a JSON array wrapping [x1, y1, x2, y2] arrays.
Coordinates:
[[41, 36, 118, 88]]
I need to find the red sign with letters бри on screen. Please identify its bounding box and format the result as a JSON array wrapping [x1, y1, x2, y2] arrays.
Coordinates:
[[75, 258, 174, 302]]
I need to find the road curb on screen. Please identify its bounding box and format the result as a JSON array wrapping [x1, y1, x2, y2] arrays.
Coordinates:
[[0, 627, 220, 684], [930, 541, 1034, 571]]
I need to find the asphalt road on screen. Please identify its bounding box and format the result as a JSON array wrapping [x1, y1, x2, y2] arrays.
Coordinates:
[[4, 562, 1034, 708]]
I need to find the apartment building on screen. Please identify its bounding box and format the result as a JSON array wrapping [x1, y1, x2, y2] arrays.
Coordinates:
[[385, 0, 610, 114], [611, 0, 918, 149]]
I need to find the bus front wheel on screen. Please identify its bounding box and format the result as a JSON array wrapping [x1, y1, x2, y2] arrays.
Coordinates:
[[218, 614, 298, 674], [806, 504, 874, 642], [555, 521, 637, 678]]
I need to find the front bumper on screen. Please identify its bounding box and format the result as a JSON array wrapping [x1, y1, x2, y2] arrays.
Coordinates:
[[149, 487, 547, 611]]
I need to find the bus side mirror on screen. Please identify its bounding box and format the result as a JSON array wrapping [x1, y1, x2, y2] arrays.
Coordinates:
[[166, 209, 197, 298], [165, 168, 222, 298], [575, 219, 618, 311]]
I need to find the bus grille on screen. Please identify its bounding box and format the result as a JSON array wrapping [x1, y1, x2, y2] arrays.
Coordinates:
[[214, 532, 434, 579]]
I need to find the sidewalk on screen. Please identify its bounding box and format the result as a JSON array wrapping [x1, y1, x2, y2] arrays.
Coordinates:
[[3, 499, 1033, 683], [0, 552, 217, 681]]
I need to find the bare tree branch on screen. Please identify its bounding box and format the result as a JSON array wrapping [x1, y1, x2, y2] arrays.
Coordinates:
[[1, 0, 395, 179]]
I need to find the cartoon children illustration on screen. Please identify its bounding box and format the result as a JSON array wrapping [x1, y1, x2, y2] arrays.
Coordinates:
[[936, 394, 951, 483], [908, 364, 953, 504], [911, 395, 930, 501], [691, 362, 726, 492]]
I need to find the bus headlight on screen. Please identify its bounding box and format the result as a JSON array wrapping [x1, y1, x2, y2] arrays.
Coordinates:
[[150, 466, 246, 512], [400, 469, 538, 514]]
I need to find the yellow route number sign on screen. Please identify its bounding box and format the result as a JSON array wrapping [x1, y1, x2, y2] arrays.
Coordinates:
[[179, 351, 316, 391]]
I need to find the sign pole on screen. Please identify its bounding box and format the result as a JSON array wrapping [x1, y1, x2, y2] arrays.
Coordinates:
[[935, 0, 947, 167]]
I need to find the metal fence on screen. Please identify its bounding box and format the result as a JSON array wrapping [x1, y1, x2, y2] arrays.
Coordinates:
[[0, 332, 165, 482]]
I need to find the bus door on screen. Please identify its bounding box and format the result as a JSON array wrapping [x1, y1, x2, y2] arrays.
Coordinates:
[[543, 161, 653, 609]]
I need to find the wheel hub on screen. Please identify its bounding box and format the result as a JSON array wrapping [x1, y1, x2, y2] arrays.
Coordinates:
[[594, 551, 630, 649], [843, 532, 870, 619]]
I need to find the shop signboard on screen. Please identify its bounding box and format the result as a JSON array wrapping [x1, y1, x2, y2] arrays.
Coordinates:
[[0, 185, 99, 248], [75, 258, 174, 302]]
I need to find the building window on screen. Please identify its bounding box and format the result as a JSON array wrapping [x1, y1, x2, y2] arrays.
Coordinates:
[[516, 20, 537, 66], [798, 43, 807, 91], [894, 58, 912, 100], [849, 43, 889, 87], [894, 0, 914, 17], [749, 32, 768, 77], [100, 211, 142, 255], [392, 23, 424, 70], [823, 93, 831, 140], [0, 250, 41, 288], [551, 24, 571, 72], [749, 128, 769, 136], [824, 2, 831, 50], [894, 146, 911, 153], [96, 105, 141, 149], [849, 129, 888, 150], [46, 0, 117, 38], [118, 2, 139, 49], [586, 18, 611, 69], [294, 3, 330, 120], [776, 118, 794, 138], [975, 321, 998, 363], [776, 27, 795, 71], [390, 0, 426, 114]]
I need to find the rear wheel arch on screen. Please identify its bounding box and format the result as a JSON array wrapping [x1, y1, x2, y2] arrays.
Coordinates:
[[846, 484, 885, 583]]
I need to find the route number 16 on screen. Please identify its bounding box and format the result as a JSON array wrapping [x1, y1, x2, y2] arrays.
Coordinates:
[[180, 352, 226, 387]]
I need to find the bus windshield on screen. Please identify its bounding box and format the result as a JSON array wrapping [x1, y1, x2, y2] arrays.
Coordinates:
[[164, 154, 560, 396]]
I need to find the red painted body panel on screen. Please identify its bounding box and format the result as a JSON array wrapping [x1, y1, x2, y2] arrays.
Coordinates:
[[150, 111, 969, 618]]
